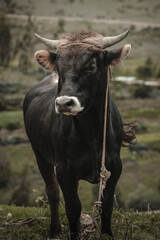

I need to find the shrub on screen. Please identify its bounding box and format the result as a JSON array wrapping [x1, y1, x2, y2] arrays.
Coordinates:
[[127, 185, 160, 211], [129, 142, 148, 152], [134, 122, 147, 133], [0, 12, 11, 67], [16, 14, 36, 70], [136, 66, 152, 79], [0, 94, 6, 110], [114, 187, 124, 208], [0, 111, 23, 130], [0, 135, 29, 146], [0, 158, 11, 188], [155, 67, 160, 78], [57, 19, 65, 33], [133, 85, 151, 98], [136, 57, 155, 79], [10, 135, 28, 144], [6, 122, 21, 131], [3, 0, 16, 13], [11, 167, 31, 206]]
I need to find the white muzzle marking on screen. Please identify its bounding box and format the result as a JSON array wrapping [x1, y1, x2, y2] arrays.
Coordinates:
[[55, 95, 84, 116]]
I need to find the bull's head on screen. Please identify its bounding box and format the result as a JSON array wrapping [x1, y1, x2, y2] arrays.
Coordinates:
[[34, 30, 131, 116]]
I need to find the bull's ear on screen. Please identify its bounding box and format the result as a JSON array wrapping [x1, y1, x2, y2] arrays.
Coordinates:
[[35, 50, 57, 71], [104, 44, 131, 66]]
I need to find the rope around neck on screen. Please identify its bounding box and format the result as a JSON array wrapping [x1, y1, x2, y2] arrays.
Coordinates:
[[81, 67, 112, 239]]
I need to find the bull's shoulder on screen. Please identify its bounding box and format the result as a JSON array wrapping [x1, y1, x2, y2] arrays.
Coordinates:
[[108, 94, 122, 125], [23, 73, 59, 144], [107, 93, 123, 152], [23, 73, 58, 114]]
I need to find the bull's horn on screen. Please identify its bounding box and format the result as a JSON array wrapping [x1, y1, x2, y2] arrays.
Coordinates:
[[102, 29, 130, 49], [34, 33, 59, 49]]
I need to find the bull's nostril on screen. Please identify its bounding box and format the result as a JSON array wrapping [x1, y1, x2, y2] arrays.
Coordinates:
[[66, 100, 73, 107], [56, 99, 73, 108], [55, 98, 74, 113]]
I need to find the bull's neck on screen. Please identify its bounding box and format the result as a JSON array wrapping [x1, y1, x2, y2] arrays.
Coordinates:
[[76, 85, 109, 138]]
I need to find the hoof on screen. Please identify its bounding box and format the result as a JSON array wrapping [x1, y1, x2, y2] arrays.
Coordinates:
[[49, 226, 62, 239], [69, 232, 80, 240]]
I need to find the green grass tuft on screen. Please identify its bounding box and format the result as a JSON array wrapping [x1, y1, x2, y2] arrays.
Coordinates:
[[0, 205, 159, 240]]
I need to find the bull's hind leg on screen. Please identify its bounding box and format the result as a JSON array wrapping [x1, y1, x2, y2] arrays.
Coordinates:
[[56, 167, 81, 240], [35, 151, 61, 238], [101, 156, 122, 237]]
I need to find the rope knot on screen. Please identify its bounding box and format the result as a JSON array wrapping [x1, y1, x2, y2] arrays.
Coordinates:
[[100, 166, 111, 194], [94, 201, 102, 209], [100, 168, 111, 181]]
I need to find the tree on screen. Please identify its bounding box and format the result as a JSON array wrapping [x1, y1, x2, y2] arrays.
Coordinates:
[[17, 14, 37, 70], [0, 157, 11, 188], [11, 167, 31, 206], [0, 12, 11, 67]]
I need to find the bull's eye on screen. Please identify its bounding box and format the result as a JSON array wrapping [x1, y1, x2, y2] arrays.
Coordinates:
[[88, 64, 97, 73]]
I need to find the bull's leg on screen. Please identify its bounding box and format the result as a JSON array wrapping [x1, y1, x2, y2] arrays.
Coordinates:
[[56, 167, 81, 240], [101, 156, 122, 237], [35, 152, 61, 238]]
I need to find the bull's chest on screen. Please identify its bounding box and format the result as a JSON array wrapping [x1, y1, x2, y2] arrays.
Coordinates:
[[54, 122, 103, 183]]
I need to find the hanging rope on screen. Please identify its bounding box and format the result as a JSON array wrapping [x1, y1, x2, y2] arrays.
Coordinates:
[[81, 66, 112, 240]]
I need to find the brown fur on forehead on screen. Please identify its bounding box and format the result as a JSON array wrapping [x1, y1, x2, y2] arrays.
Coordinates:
[[58, 45, 90, 69], [58, 43, 103, 58], [57, 44, 102, 72], [61, 30, 102, 43]]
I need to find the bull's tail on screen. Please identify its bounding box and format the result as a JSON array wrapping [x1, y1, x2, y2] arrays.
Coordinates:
[[122, 121, 138, 147]]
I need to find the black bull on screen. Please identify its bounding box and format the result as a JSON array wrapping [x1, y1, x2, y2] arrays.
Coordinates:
[[23, 30, 135, 239]]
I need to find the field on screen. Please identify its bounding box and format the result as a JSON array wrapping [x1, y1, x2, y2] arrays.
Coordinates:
[[2, 0, 160, 23], [0, 0, 160, 239]]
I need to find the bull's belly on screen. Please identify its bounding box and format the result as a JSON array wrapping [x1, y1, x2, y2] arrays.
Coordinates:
[[79, 155, 100, 184], [81, 172, 100, 184]]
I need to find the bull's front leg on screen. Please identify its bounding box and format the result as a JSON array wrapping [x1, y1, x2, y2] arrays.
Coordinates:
[[56, 166, 81, 240], [101, 156, 122, 238]]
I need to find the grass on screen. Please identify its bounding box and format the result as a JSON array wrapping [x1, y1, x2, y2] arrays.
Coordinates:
[[0, 111, 24, 129], [0, 143, 43, 205], [137, 131, 160, 146], [0, 144, 36, 175], [0, 143, 96, 209], [0, 205, 159, 240], [119, 146, 160, 202], [121, 108, 160, 120], [79, 180, 96, 210], [1, 0, 160, 220], [0, 138, 159, 211], [0, 205, 51, 240], [0, 67, 37, 85]]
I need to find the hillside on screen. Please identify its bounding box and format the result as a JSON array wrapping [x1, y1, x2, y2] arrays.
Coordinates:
[[2, 0, 160, 24]]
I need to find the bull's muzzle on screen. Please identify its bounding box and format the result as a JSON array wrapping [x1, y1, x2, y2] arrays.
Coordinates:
[[55, 96, 84, 116]]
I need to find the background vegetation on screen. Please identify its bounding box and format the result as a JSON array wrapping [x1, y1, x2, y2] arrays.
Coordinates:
[[0, 0, 160, 239]]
